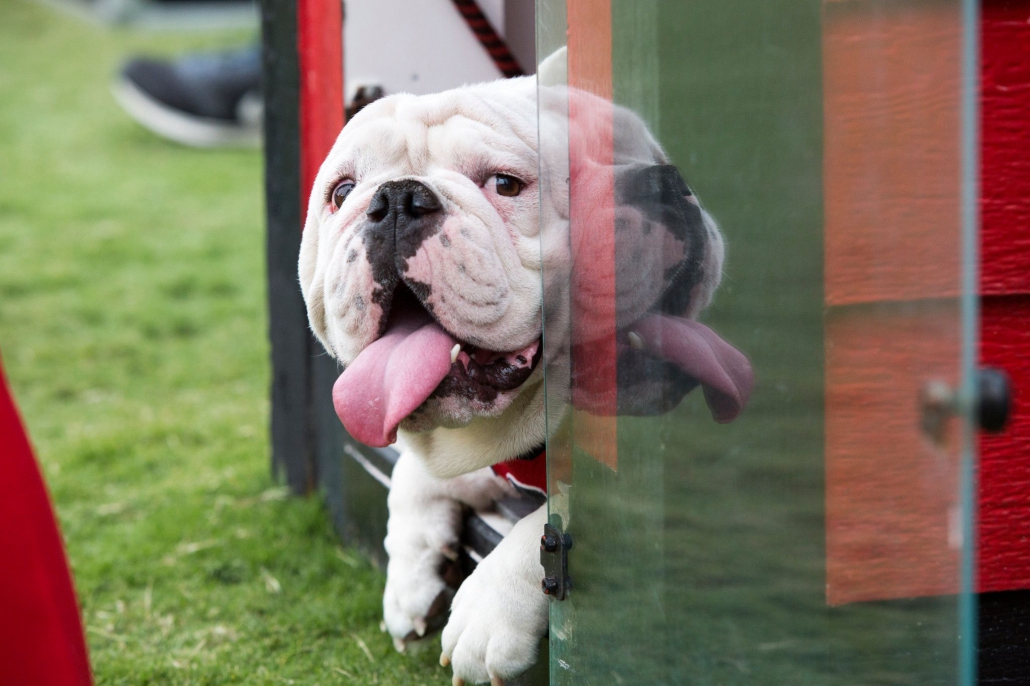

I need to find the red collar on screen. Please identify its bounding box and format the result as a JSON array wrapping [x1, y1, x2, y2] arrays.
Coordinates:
[[490, 446, 546, 495]]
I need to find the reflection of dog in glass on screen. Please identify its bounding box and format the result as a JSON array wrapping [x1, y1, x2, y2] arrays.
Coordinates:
[[298, 55, 752, 684]]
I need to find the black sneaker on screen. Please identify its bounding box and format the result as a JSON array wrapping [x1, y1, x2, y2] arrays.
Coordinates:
[[112, 45, 262, 148]]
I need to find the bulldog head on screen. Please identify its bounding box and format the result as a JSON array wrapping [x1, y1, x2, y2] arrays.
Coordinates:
[[300, 78, 545, 457], [299, 75, 752, 477]]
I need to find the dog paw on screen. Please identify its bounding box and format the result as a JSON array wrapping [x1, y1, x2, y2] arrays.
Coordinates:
[[440, 508, 547, 684], [382, 502, 464, 647], [383, 454, 517, 648]]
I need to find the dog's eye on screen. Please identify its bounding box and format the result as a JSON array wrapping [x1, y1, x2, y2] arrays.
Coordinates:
[[330, 179, 355, 211], [493, 174, 524, 197]]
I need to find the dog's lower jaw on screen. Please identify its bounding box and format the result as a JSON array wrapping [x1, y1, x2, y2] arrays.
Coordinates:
[[441, 505, 549, 685], [399, 376, 548, 480], [396, 339, 545, 436]]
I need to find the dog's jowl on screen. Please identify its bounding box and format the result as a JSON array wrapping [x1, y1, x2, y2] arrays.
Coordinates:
[[298, 70, 753, 684]]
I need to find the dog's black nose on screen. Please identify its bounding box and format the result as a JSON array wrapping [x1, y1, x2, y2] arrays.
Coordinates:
[[366, 180, 442, 223]]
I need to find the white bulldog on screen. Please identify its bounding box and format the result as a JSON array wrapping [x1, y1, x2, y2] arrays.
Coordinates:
[[298, 66, 752, 685]]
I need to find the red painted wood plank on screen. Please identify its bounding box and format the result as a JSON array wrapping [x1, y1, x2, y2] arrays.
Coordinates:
[[298, 0, 344, 217], [825, 304, 962, 605], [823, 0, 967, 603], [567, 0, 618, 470], [823, 1, 963, 307], [979, 296, 1030, 593], [977, 1, 1030, 595], [825, 0, 1030, 602], [980, 1, 1030, 295]]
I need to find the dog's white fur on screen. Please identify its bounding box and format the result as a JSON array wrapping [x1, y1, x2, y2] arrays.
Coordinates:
[[299, 59, 726, 683], [300, 76, 553, 683]]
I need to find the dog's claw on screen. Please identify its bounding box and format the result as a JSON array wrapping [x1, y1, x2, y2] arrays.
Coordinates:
[[628, 331, 644, 350], [441, 544, 460, 561], [393, 637, 406, 653], [413, 616, 427, 637], [440, 653, 450, 667], [452, 677, 465, 686], [490, 676, 505, 686], [379, 620, 387, 633]]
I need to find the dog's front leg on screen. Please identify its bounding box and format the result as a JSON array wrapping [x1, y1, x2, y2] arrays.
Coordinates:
[[383, 451, 514, 649], [441, 504, 548, 685]]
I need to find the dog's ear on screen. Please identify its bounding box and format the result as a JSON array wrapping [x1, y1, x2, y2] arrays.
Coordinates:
[[537, 47, 567, 87]]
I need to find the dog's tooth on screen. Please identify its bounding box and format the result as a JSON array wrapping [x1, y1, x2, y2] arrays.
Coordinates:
[[450, 343, 461, 364], [628, 331, 644, 350]]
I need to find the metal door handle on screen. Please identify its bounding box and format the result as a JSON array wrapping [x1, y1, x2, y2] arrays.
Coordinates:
[[920, 367, 1012, 443], [978, 367, 1011, 434]]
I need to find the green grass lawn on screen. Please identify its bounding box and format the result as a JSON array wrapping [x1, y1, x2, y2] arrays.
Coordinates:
[[0, 0, 970, 683], [0, 1, 445, 682]]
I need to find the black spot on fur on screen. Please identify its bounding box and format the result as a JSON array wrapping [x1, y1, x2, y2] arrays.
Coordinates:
[[374, 180, 444, 271], [428, 344, 541, 405], [359, 221, 400, 336], [359, 180, 444, 334], [615, 164, 709, 316], [406, 279, 434, 313]]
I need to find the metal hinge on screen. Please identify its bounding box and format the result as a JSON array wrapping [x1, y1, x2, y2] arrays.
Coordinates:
[[540, 523, 573, 601]]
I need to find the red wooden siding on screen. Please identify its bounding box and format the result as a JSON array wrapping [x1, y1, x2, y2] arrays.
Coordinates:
[[823, 1, 962, 308], [823, 0, 966, 605], [978, 0, 1030, 594], [567, 0, 619, 471], [980, 1, 1030, 296], [980, 297, 1030, 592], [825, 0, 1030, 603], [826, 305, 962, 603]]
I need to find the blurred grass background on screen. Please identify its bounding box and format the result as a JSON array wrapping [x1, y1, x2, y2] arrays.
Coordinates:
[[0, 0, 446, 682]]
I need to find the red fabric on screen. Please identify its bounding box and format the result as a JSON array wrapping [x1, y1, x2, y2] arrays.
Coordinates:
[[0, 363, 92, 685], [491, 451, 547, 495]]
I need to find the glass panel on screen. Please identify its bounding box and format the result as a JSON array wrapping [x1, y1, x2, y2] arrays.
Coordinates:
[[537, 0, 977, 683]]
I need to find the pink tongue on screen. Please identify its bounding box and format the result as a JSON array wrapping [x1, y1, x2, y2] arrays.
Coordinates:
[[333, 310, 457, 447], [634, 314, 754, 422]]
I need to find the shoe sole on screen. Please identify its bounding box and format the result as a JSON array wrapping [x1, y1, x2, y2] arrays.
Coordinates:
[[111, 78, 261, 149]]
